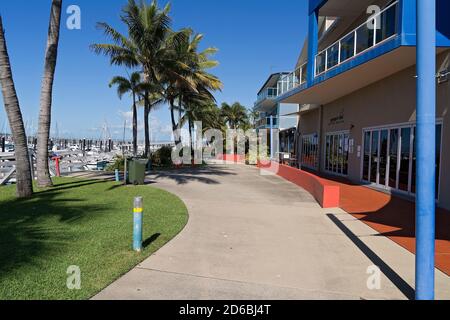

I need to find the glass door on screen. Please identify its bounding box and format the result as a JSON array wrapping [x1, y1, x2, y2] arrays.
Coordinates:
[[324, 132, 349, 176], [362, 124, 442, 198], [379, 130, 389, 186]]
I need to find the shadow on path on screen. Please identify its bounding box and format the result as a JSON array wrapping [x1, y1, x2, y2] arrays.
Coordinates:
[[327, 214, 415, 300], [149, 165, 237, 185]]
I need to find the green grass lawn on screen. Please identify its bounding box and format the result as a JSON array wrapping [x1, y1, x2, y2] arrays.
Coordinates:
[[0, 178, 188, 300]]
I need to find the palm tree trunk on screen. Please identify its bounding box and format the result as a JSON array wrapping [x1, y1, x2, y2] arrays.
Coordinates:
[[0, 16, 33, 198], [169, 99, 180, 145], [178, 95, 182, 129], [189, 118, 194, 162], [132, 92, 138, 157], [37, 0, 62, 188], [143, 91, 150, 158]]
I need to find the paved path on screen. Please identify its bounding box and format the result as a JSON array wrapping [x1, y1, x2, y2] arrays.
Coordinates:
[[93, 164, 450, 300]]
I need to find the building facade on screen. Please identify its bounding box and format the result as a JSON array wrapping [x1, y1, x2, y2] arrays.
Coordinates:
[[258, 0, 450, 209], [254, 73, 299, 159]]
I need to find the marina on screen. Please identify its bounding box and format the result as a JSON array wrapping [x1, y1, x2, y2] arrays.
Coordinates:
[[0, 134, 174, 185]]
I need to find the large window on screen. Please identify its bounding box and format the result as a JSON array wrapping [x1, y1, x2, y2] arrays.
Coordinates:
[[280, 130, 295, 155], [362, 123, 442, 198], [301, 134, 319, 169], [325, 132, 349, 175]]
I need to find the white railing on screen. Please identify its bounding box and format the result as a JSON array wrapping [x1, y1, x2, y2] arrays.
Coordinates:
[[256, 87, 278, 103], [277, 62, 308, 96], [315, 1, 398, 76], [256, 117, 278, 128]]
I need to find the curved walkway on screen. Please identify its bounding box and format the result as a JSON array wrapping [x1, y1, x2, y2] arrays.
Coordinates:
[[93, 164, 450, 300]]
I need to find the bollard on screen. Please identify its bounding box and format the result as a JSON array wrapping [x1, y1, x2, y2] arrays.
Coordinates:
[[133, 197, 143, 252], [52, 157, 61, 177], [115, 169, 120, 182]]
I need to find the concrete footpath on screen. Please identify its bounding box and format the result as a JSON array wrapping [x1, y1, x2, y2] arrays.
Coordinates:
[[92, 164, 450, 300]]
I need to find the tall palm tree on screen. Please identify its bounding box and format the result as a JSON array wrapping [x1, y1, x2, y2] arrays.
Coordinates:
[[221, 102, 250, 155], [109, 72, 142, 156], [221, 102, 249, 130], [179, 91, 216, 158], [91, 0, 172, 153], [144, 89, 164, 158], [36, 0, 63, 188], [0, 16, 33, 197], [248, 110, 260, 129], [137, 87, 163, 158], [162, 29, 222, 144]]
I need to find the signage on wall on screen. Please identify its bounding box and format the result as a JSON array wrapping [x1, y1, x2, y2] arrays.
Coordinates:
[[329, 110, 344, 126]]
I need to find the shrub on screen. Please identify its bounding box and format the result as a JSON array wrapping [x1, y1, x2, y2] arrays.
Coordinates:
[[106, 156, 125, 172], [151, 146, 173, 167]]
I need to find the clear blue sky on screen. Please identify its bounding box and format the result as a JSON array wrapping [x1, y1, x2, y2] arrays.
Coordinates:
[[0, 0, 307, 142]]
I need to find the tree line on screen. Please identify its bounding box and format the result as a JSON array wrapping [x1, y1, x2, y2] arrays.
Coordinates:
[[0, 0, 255, 199]]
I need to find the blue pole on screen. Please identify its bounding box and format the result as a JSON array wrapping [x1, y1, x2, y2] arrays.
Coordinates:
[[133, 197, 143, 252], [115, 169, 120, 182], [416, 0, 436, 300], [307, 9, 319, 85]]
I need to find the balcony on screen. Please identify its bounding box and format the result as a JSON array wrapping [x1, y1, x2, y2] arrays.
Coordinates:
[[277, 63, 307, 96], [256, 117, 279, 129], [255, 87, 279, 111], [277, 0, 450, 106], [256, 87, 278, 103], [315, 1, 398, 77]]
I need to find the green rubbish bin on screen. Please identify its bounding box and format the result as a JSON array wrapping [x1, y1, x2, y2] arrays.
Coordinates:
[[127, 159, 148, 185]]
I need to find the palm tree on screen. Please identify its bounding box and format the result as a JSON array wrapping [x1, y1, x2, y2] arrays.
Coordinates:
[[221, 102, 249, 129], [0, 16, 33, 197], [179, 92, 217, 159], [162, 29, 222, 145], [91, 0, 172, 154], [248, 110, 260, 129], [36, 0, 63, 188], [109, 72, 142, 156], [137, 87, 164, 158]]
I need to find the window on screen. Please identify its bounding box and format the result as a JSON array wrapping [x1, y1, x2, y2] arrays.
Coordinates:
[[301, 134, 319, 169], [362, 123, 442, 199], [324, 132, 349, 175]]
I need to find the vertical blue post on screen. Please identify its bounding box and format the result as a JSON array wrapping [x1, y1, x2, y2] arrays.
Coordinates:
[[307, 9, 319, 85], [115, 169, 120, 182], [416, 0, 436, 300], [133, 197, 143, 252]]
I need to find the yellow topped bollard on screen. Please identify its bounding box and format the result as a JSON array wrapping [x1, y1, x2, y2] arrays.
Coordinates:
[[133, 197, 143, 252]]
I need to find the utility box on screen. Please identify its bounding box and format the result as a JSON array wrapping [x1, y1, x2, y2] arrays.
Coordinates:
[[128, 159, 148, 185]]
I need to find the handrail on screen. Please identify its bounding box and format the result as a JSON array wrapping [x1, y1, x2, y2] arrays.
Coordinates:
[[316, 1, 399, 61], [279, 62, 308, 84], [256, 87, 278, 103], [256, 117, 278, 128], [278, 62, 308, 95], [315, 0, 399, 76]]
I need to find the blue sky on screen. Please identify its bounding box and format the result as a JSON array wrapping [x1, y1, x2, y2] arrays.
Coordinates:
[[0, 0, 307, 142]]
